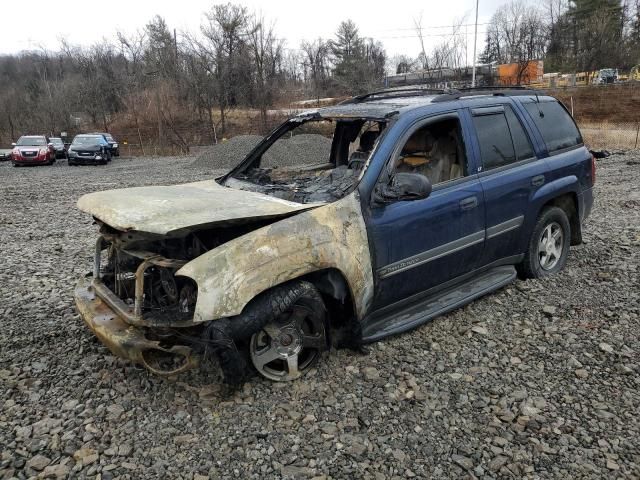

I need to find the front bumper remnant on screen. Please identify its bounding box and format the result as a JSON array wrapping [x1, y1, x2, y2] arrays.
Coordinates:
[[74, 276, 199, 375]]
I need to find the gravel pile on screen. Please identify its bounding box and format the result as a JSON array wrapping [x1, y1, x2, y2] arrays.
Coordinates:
[[192, 134, 332, 169], [1, 151, 639, 479], [192, 135, 263, 169]]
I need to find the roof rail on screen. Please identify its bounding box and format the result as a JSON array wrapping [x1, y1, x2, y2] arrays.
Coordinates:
[[459, 85, 531, 91], [432, 86, 538, 102], [341, 87, 457, 104]]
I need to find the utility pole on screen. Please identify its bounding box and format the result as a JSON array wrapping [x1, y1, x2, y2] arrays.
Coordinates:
[[174, 28, 178, 59], [471, 0, 479, 87]]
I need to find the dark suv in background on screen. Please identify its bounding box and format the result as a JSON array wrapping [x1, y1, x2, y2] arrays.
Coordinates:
[[49, 137, 67, 159], [68, 134, 112, 165], [92, 132, 119, 157]]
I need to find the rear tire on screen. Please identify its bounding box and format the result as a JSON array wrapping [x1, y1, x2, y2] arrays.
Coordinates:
[[518, 207, 571, 279]]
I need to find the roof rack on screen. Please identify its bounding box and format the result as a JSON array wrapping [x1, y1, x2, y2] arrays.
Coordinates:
[[341, 85, 541, 105], [341, 87, 457, 104], [432, 86, 538, 102]]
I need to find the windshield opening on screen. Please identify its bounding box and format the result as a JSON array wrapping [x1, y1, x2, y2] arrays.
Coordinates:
[[226, 116, 386, 204], [16, 136, 46, 146]]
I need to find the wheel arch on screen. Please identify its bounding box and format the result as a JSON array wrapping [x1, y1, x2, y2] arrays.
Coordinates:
[[538, 192, 581, 245], [531, 176, 581, 245]]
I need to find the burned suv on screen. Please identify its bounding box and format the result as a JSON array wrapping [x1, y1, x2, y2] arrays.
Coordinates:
[[75, 88, 594, 383]]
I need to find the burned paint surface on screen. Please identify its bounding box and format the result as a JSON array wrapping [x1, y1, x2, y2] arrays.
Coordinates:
[[77, 179, 319, 235], [75, 278, 198, 374], [177, 192, 374, 322]]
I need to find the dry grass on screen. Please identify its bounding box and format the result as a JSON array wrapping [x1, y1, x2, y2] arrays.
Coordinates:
[[579, 122, 640, 149]]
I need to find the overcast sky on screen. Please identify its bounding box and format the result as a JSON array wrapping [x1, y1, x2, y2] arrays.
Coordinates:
[[0, 0, 508, 64]]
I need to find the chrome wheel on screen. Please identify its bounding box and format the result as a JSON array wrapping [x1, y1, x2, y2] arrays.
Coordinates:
[[538, 221, 564, 270], [250, 303, 326, 382]]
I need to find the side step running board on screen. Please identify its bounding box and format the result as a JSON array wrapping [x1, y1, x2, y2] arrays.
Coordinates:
[[361, 265, 517, 342]]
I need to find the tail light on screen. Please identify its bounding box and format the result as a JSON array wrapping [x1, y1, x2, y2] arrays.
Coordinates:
[[590, 154, 596, 186]]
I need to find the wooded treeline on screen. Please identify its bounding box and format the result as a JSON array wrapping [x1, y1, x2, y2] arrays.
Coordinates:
[[1, 0, 639, 148], [0, 4, 386, 147], [480, 0, 640, 73]]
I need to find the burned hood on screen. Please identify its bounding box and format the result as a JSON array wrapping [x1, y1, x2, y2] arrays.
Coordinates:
[[77, 179, 320, 235]]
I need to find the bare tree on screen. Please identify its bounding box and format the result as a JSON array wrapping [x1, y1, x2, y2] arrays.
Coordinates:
[[200, 3, 252, 134], [247, 15, 283, 130], [482, 1, 547, 84], [300, 39, 331, 102], [413, 14, 431, 71]]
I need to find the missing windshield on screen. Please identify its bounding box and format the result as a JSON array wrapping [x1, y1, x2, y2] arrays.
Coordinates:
[[225, 117, 387, 204]]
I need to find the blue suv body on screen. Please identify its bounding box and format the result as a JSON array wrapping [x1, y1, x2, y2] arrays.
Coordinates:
[[74, 88, 595, 383]]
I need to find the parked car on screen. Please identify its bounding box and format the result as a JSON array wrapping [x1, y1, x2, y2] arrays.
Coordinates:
[[49, 137, 67, 159], [74, 88, 594, 384], [67, 134, 112, 165], [11, 135, 56, 166], [92, 132, 119, 157], [0, 148, 12, 161]]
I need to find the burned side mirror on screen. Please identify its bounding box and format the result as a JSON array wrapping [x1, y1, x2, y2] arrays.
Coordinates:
[[375, 172, 432, 203]]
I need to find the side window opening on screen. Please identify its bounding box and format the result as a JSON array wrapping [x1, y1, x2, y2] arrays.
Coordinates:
[[347, 121, 383, 170], [392, 118, 467, 186]]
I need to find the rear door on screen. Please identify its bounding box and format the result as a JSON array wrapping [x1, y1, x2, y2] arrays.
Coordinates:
[[520, 99, 593, 195], [470, 103, 547, 264]]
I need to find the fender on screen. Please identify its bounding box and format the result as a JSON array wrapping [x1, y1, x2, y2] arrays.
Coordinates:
[[531, 174, 579, 208], [522, 174, 581, 248], [177, 193, 374, 323]]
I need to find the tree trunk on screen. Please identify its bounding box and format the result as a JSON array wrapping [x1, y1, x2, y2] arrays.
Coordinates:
[[207, 105, 217, 144]]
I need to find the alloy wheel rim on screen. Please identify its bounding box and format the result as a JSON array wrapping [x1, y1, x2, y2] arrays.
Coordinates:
[[250, 304, 325, 382], [538, 221, 564, 270]]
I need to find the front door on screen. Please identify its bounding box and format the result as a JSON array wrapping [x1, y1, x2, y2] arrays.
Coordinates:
[[367, 112, 486, 310]]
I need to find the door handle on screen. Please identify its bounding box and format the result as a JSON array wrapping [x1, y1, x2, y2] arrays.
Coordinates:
[[531, 175, 545, 187], [459, 196, 478, 211]]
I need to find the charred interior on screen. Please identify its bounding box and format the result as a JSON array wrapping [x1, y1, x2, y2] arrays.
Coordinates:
[[227, 117, 387, 203]]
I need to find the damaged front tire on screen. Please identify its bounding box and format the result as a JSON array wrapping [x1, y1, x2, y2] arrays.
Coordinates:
[[204, 280, 327, 384], [250, 282, 327, 382]]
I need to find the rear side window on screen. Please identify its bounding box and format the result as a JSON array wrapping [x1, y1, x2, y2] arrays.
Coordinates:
[[523, 101, 582, 153]]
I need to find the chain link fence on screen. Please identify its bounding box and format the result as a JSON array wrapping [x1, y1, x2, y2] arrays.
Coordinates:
[[550, 83, 640, 150]]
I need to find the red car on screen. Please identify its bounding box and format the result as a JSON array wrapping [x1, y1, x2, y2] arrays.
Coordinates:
[[11, 135, 56, 166]]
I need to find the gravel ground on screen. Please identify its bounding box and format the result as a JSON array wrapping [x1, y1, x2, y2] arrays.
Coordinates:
[[0, 152, 639, 479], [192, 134, 332, 169]]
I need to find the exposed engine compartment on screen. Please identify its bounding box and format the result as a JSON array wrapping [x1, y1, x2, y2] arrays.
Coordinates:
[[96, 218, 277, 323]]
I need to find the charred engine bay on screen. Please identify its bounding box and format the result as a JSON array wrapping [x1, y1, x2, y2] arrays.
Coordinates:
[[232, 164, 361, 203], [97, 220, 274, 322]]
